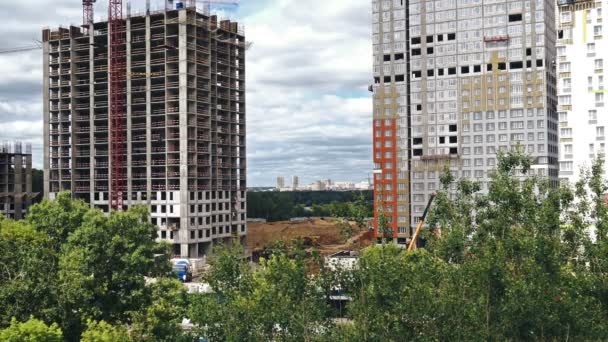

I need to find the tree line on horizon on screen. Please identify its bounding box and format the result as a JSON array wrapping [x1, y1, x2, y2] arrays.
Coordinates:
[[247, 190, 373, 222], [2, 151, 608, 340]]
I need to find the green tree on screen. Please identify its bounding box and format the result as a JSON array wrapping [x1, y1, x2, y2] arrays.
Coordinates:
[[130, 278, 191, 342], [189, 243, 255, 341], [189, 242, 333, 341], [0, 317, 63, 342], [0, 219, 57, 326], [26, 192, 90, 253], [57, 205, 171, 339], [80, 320, 130, 342]]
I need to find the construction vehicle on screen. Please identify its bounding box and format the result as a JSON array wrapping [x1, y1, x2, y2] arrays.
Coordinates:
[[407, 193, 436, 251], [172, 259, 193, 282]]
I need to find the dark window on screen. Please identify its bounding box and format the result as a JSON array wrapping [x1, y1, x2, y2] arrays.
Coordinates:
[[395, 74, 405, 82], [412, 48, 421, 56], [449, 136, 457, 143], [509, 61, 522, 69], [558, 30, 564, 39], [416, 104, 422, 111], [498, 62, 507, 70], [374, 77, 380, 84], [526, 48, 532, 56], [474, 65, 481, 73], [427, 69, 434, 77], [448, 67, 456, 75], [412, 37, 421, 44], [427, 47, 434, 54], [426, 35, 434, 43], [412, 70, 422, 78], [536, 59, 544, 67], [439, 136, 446, 144], [161, 230, 166, 239], [461, 66, 470, 74], [413, 149, 423, 156], [384, 76, 391, 83], [395, 53, 404, 60], [383, 54, 391, 62], [449, 147, 458, 155], [526, 60, 532, 68], [509, 13, 522, 22], [449, 125, 457, 132], [487, 63, 493, 71], [413, 137, 423, 145], [438, 68, 444, 76], [437, 34, 444, 42], [448, 33, 456, 40]]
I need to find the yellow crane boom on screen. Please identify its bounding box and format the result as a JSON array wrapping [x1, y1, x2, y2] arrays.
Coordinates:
[[407, 193, 436, 251]]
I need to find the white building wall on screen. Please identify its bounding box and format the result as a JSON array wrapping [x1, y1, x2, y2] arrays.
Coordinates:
[[558, 1, 607, 184]]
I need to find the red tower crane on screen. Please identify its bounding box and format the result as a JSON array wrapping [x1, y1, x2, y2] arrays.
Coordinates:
[[82, 0, 96, 27], [108, 0, 126, 211]]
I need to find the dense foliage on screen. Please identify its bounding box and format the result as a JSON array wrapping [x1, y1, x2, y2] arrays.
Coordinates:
[[4, 151, 608, 340], [247, 190, 373, 221], [0, 193, 187, 341]]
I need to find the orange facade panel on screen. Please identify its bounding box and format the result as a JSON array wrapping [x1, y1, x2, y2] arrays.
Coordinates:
[[372, 118, 398, 238]]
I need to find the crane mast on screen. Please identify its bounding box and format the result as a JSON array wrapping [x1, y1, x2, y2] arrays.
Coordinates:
[[108, 0, 126, 211], [83, 0, 96, 28]]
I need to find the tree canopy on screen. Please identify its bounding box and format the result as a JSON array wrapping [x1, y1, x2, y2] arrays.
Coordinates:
[[3, 152, 608, 340]]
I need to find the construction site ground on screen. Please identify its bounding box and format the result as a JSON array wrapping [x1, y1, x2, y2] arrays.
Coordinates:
[[247, 218, 374, 256]]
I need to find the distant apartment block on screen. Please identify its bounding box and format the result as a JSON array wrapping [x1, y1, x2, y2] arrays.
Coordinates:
[[0, 142, 33, 220], [292, 175, 299, 190], [557, 0, 607, 183], [372, 0, 558, 244], [276, 176, 285, 189], [42, 6, 246, 257]]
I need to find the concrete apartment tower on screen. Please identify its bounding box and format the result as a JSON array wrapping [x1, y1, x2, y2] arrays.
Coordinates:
[[276, 176, 285, 189], [371, 0, 559, 244], [557, 0, 607, 183], [292, 175, 299, 190], [0, 142, 33, 220], [42, 6, 247, 258]]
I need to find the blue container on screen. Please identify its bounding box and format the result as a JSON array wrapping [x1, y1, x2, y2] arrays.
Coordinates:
[[176, 2, 184, 9]]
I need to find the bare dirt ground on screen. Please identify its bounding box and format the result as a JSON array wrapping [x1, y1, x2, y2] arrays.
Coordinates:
[[247, 219, 374, 256]]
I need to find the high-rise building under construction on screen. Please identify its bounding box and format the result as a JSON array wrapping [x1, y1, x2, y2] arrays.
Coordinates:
[[371, 0, 558, 244], [42, 6, 247, 257], [0, 141, 34, 220]]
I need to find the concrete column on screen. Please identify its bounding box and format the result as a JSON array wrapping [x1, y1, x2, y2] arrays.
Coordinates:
[[178, 9, 190, 257], [25, 154, 32, 212], [43, 41, 50, 198], [70, 34, 76, 199], [89, 23, 95, 207], [107, 21, 113, 212], [146, 14, 152, 205], [126, 17, 133, 207], [14, 155, 23, 219]]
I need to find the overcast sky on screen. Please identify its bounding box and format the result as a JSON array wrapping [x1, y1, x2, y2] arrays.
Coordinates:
[[0, 0, 372, 187]]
